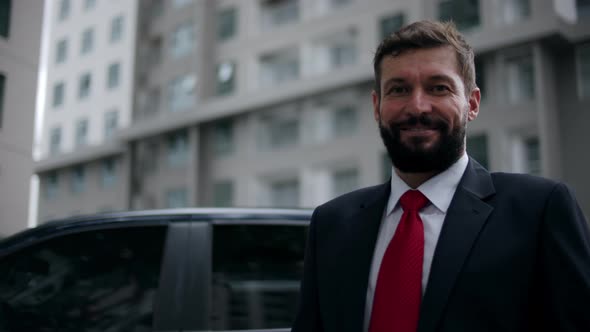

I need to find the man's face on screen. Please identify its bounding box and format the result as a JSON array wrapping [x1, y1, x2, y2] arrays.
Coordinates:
[[372, 46, 480, 173]]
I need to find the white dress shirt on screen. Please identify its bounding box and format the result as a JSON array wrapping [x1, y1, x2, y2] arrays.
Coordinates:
[[363, 153, 469, 332]]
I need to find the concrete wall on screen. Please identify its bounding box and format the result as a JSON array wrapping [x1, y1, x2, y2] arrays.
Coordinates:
[[0, 0, 43, 236]]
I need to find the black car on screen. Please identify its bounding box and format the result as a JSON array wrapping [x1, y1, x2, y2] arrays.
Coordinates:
[[0, 208, 311, 332]]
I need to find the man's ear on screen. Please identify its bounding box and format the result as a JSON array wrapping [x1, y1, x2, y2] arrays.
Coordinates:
[[372, 90, 380, 122], [467, 88, 481, 122]]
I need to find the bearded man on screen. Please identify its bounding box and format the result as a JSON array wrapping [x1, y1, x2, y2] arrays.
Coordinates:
[[292, 20, 590, 332]]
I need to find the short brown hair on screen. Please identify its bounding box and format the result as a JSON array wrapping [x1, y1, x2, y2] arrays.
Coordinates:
[[373, 20, 476, 97]]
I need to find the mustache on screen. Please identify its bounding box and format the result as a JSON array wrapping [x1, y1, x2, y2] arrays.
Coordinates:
[[388, 113, 449, 131]]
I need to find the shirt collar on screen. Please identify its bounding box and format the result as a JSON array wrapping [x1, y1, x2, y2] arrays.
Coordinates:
[[386, 153, 469, 215]]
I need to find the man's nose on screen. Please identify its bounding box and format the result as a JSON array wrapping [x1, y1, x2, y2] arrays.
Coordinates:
[[407, 89, 432, 114]]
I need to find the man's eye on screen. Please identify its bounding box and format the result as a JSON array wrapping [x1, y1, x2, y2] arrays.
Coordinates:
[[432, 85, 450, 93], [390, 87, 408, 94]]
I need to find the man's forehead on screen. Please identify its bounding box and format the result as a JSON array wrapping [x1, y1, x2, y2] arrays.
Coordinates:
[[379, 47, 461, 78]]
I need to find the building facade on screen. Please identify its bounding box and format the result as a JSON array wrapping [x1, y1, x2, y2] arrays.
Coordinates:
[[0, 0, 43, 236], [35, 0, 590, 224]]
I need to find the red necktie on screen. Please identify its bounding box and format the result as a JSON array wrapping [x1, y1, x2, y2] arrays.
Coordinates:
[[369, 190, 429, 332]]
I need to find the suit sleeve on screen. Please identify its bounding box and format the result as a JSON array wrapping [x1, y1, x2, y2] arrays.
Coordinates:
[[540, 183, 590, 331], [292, 208, 323, 332]]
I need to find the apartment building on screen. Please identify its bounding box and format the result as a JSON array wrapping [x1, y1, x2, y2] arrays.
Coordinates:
[[35, 0, 590, 223], [0, 0, 43, 236]]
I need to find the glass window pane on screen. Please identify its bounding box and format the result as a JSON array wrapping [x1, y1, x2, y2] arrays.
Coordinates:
[[211, 224, 307, 330], [213, 180, 234, 207], [379, 13, 404, 40], [525, 137, 541, 175], [165, 188, 188, 208], [217, 7, 236, 41], [0, 0, 11, 37], [110, 15, 124, 43], [213, 120, 234, 156], [50, 126, 61, 155], [0, 226, 167, 331], [166, 129, 189, 166], [577, 43, 590, 99], [506, 54, 534, 103], [75, 118, 88, 147], [78, 73, 92, 99], [216, 62, 236, 96], [56, 39, 68, 64], [332, 106, 357, 137], [467, 133, 489, 169], [81, 28, 94, 55], [260, 0, 299, 29], [71, 165, 86, 193], [332, 168, 358, 197], [270, 179, 299, 207], [53, 82, 65, 107], [438, 0, 480, 30], [107, 62, 121, 89]]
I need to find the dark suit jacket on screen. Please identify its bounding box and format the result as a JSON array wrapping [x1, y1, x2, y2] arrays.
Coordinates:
[[292, 159, 590, 332]]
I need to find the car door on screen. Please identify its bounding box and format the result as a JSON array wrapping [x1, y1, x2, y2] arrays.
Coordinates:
[[182, 217, 308, 332], [0, 219, 187, 332]]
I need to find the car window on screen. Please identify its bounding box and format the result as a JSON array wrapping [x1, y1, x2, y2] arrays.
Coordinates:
[[0, 225, 167, 332], [210, 224, 307, 330]]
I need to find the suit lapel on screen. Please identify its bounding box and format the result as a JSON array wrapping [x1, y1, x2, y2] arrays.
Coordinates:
[[418, 159, 495, 332], [336, 182, 390, 332]]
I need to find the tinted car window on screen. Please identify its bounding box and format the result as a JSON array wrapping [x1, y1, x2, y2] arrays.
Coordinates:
[[0, 226, 167, 332], [210, 224, 307, 330]]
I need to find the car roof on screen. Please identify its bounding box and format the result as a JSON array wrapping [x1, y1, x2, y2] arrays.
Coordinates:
[[0, 207, 312, 256]]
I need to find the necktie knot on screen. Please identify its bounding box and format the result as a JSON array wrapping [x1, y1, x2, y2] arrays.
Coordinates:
[[400, 190, 429, 212]]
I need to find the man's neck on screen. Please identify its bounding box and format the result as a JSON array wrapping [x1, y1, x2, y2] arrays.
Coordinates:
[[394, 169, 438, 189]]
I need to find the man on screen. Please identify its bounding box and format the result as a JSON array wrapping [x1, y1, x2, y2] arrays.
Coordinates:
[[292, 20, 590, 332]]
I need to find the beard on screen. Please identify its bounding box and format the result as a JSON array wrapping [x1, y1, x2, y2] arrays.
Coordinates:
[[379, 111, 466, 173]]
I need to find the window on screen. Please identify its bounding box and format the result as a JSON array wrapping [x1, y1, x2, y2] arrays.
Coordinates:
[[475, 57, 485, 97], [270, 179, 299, 207], [379, 13, 404, 40], [438, 0, 480, 30], [44, 172, 59, 199], [525, 137, 541, 175], [107, 62, 120, 89], [217, 7, 237, 41], [332, 168, 358, 197], [332, 106, 357, 137], [259, 113, 299, 149], [0, 226, 167, 331], [71, 165, 86, 193], [166, 129, 189, 167], [579, 0, 590, 17], [165, 188, 188, 208], [314, 0, 352, 15], [494, 0, 530, 25], [49, 126, 61, 155], [212, 120, 234, 156], [110, 15, 124, 43], [101, 158, 116, 188], [0, 73, 4, 128], [311, 29, 357, 74], [213, 180, 234, 207], [78, 72, 92, 99], [75, 118, 88, 147], [210, 224, 306, 329], [167, 75, 195, 112], [55, 38, 68, 64], [52, 82, 65, 107], [104, 110, 118, 139], [382, 152, 391, 181], [467, 134, 489, 169], [259, 48, 299, 86], [216, 61, 236, 96], [84, 0, 96, 10], [577, 43, 590, 99], [170, 22, 194, 58], [505, 53, 534, 103], [58, 0, 70, 21], [260, 0, 299, 29], [0, 0, 10, 38], [80, 28, 94, 55]]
